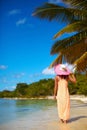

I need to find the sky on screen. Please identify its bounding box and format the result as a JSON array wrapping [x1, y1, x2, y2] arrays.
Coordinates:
[[0, 0, 66, 91]]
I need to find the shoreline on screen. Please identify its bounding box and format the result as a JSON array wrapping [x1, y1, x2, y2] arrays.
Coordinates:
[[0, 97, 87, 130], [1, 95, 87, 103], [70, 95, 87, 103]]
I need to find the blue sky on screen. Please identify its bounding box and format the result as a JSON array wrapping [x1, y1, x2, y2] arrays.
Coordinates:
[[0, 0, 66, 91]]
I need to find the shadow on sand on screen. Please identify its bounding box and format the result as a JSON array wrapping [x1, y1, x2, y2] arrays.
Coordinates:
[[68, 116, 87, 123], [58, 116, 87, 130]]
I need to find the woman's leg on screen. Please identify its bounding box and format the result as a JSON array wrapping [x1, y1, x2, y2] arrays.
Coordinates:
[[60, 119, 64, 123], [63, 120, 67, 124]]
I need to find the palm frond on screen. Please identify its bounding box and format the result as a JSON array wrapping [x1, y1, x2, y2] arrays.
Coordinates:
[[49, 53, 62, 68], [34, 2, 87, 74], [51, 31, 87, 54], [62, 39, 87, 63], [50, 39, 87, 68], [63, 0, 87, 9], [54, 21, 87, 39], [33, 3, 87, 23], [74, 52, 87, 72]]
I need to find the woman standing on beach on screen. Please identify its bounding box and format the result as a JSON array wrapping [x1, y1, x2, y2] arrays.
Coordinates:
[[54, 64, 76, 123]]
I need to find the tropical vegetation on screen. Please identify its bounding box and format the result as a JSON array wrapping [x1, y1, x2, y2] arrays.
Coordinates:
[[0, 74, 87, 98], [0, 79, 54, 98], [33, 0, 87, 74]]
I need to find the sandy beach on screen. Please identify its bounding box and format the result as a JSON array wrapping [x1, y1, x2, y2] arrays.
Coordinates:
[[0, 96, 87, 130]]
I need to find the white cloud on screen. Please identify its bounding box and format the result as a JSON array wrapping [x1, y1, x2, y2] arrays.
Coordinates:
[[0, 77, 16, 84], [29, 73, 42, 78], [8, 9, 20, 15], [1, 78, 7, 83], [4, 86, 9, 90], [16, 18, 27, 26], [4, 85, 16, 90], [0, 65, 8, 70], [42, 67, 55, 75], [11, 86, 16, 89], [14, 72, 25, 78]]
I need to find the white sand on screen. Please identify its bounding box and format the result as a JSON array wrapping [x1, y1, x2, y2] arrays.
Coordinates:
[[70, 95, 87, 103], [47, 95, 87, 103]]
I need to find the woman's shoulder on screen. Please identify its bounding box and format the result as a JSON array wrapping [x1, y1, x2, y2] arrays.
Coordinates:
[[55, 75, 60, 81]]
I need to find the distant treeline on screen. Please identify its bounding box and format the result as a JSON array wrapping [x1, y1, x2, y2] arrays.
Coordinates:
[[0, 74, 87, 98]]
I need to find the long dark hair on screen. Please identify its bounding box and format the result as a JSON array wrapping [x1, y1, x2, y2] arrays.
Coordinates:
[[58, 75, 69, 79]]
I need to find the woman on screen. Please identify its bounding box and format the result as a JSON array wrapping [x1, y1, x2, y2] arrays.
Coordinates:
[[54, 64, 76, 123]]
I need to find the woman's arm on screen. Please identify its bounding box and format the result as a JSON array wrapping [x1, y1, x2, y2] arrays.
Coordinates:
[[54, 76, 58, 99], [69, 73, 76, 83]]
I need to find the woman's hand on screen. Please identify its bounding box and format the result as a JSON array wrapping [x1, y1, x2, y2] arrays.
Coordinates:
[[69, 73, 76, 83]]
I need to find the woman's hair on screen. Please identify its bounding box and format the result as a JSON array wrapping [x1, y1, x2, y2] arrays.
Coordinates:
[[58, 75, 69, 79]]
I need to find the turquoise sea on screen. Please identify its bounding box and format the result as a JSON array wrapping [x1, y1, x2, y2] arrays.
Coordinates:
[[0, 98, 87, 130], [0, 99, 57, 125]]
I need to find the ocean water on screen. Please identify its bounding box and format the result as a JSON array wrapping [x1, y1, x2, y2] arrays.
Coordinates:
[[0, 98, 57, 125], [0, 98, 87, 130]]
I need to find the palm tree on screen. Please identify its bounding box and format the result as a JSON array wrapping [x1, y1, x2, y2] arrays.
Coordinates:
[[33, 0, 87, 74]]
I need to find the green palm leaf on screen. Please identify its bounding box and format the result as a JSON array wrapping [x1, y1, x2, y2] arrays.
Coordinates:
[[33, 3, 87, 23], [74, 52, 87, 72], [33, 1, 87, 74], [49, 53, 62, 68], [51, 31, 87, 54], [49, 51, 87, 73], [54, 21, 87, 39], [63, 0, 87, 9], [62, 40, 87, 63], [50, 38, 87, 67]]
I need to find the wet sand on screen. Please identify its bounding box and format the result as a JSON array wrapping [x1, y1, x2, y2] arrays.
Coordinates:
[[0, 99, 87, 130]]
